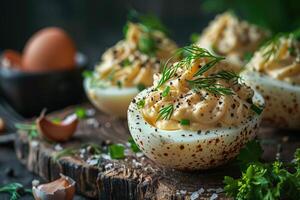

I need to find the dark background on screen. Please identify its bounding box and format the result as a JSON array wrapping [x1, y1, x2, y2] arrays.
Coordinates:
[[1, 0, 300, 65]]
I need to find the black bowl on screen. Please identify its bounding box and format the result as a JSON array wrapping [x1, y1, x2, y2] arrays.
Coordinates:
[[0, 53, 88, 117]]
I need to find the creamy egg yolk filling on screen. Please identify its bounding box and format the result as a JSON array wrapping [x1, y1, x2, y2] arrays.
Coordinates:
[[140, 47, 257, 131], [247, 35, 300, 85], [197, 12, 268, 68], [93, 23, 177, 88]]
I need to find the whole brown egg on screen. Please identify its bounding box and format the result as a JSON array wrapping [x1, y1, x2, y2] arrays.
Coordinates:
[[22, 27, 76, 72]]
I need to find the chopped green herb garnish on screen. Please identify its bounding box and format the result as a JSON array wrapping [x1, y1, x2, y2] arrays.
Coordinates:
[[75, 107, 87, 119], [117, 80, 122, 88], [162, 86, 170, 97], [82, 70, 93, 78], [137, 99, 145, 109], [137, 83, 146, 91], [128, 137, 141, 153], [190, 33, 200, 43], [123, 22, 129, 38], [250, 104, 264, 115], [121, 58, 132, 67], [0, 183, 32, 200], [138, 34, 156, 55], [157, 104, 174, 120], [109, 144, 125, 159], [180, 119, 190, 126]]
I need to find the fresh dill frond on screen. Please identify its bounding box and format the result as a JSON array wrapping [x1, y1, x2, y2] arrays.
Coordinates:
[[214, 70, 240, 84], [156, 45, 224, 89], [157, 104, 174, 120], [15, 123, 38, 139], [187, 78, 234, 95]]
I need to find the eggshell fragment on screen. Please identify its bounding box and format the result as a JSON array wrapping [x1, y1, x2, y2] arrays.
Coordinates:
[[37, 114, 78, 142], [22, 27, 76, 72], [32, 174, 75, 200], [241, 70, 300, 129], [128, 88, 264, 170]]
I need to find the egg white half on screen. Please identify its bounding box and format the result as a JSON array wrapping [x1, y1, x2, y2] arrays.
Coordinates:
[[241, 70, 300, 129], [128, 87, 264, 170], [84, 78, 139, 118]]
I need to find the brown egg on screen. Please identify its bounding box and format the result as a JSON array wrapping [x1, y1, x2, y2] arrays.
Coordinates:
[[1, 49, 22, 68], [22, 27, 76, 72]]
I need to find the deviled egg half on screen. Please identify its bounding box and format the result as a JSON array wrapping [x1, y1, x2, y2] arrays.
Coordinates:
[[84, 19, 177, 117], [196, 12, 269, 70], [128, 45, 264, 170], [241, 32, 300, 129]]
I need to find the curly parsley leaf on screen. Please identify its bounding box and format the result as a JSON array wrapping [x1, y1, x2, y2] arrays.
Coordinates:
[[237, 140, 263, 170]]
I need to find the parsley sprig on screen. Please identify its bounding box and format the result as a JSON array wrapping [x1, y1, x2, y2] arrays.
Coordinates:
[[224, 141, 300, 200]]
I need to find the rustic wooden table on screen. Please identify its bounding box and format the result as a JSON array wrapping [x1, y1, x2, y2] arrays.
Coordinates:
[[11, 104, 300, 200]]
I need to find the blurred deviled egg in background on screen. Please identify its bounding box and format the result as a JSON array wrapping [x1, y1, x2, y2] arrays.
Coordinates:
[[241, 31, 300, 129], [195, 12, 269, 71], [84, 13, 178, 118], [128, 45, 264, 170]]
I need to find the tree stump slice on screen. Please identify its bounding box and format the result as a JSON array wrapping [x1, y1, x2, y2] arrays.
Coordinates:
[[14, 104, 300, 200]]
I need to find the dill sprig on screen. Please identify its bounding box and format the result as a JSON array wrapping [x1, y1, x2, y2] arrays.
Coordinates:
[[187, 78, 234, 95], [156, 45, 224, 89], [214, 70, 241, 84], [157, 104, 174, 120], [15, 123, 38, 139], [0, 183, 32, 200]]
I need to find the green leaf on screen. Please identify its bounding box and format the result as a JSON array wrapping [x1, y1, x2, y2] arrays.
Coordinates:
[[82, 70, 93, 79], [251, 104, 264, 115], [190, 33, 200, 43], [137, 99, 145, 109], [51, 117, 62, 124], [109, 144, 125, 159], [162, 86, 170, 97], [128, 137, 141, 153], [138, 34, 156, 55], [121, 58, 132, 67], [180, 119, 190, 126], [123, 22, 129, 38], [237, 140, 263, 170], [75, 107, 87, 119], [137, 83, 146, 91]]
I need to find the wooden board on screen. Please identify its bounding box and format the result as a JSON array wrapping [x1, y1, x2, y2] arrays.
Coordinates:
[[14, 104, 300, 200]]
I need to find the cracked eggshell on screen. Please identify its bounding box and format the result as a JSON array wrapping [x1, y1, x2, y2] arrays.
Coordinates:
[[241, 70, 300, 129], [84, 78, 139, 118], [127, 88, 264, 170], [32, 174, 75, 200]]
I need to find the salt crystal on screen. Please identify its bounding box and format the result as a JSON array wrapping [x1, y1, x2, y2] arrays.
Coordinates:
[[86, 108, 96, 116], [190, 188, 205, 200], [105, 163, 113, 170], [86, 118, 99, 128], [54, 144, 63, 151], [210, 193, 218, 200]]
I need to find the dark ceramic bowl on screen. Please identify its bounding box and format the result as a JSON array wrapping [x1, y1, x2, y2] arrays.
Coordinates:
[[0, 53, 88, 117]]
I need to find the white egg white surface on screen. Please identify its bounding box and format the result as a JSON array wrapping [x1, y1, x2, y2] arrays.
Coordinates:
[[241, 70, 300, 129], [128, 88, 264, 170], [84, 78, 139, 118]]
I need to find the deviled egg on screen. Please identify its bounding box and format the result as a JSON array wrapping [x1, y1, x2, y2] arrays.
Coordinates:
[[241, 32, 300, 129], [84, 19, 177, 117], [196, 12, 269, 70], [128, 45, 264, 170]]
